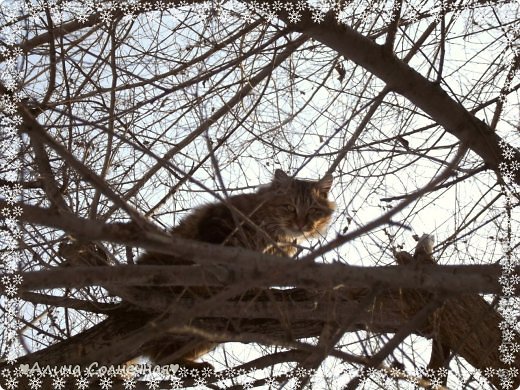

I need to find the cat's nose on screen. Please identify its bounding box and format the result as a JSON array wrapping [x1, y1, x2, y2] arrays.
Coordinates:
[[296, 220, 306, 230]]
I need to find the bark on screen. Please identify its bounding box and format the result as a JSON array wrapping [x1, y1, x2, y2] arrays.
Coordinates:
[[1, 2, 517, 388], [271, 3, 520, 184], [1, 200, 511, 295], [3, 274, 518, 389], [4, 1, 517, 184]]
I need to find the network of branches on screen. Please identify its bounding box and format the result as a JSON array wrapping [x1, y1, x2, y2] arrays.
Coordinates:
[[0, 0, 519, 389]]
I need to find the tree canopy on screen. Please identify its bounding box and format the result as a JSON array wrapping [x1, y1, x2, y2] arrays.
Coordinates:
[[0, 0, 519, 389]]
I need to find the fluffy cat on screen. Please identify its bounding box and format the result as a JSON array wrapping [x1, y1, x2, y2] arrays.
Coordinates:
[[137, 169, 335, 367], [141, 169, 334, 262]]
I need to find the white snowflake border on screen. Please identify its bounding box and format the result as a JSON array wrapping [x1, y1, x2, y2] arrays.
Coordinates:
[[0, 0, 518, 389]]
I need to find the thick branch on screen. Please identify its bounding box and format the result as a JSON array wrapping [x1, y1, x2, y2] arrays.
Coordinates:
[[270, 4, 519, 184], [5, 284, 518, 389], [2, 200, 509, 295]]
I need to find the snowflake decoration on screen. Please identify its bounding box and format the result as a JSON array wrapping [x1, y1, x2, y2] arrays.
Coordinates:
[[499, 161, 509, 173], [213, 369, 227, 381], [3, 78, 18, 92], [0, 185, 18, 206], [502, 147, 515, 160], [1, 124, 17, 140], [2, 274, 11, 286], [0, 99, 17, 115], [99, 376, 112, 390], [2, 206, 13, 218], [176, 366, 189, 378], [242, 9, 255, 24], [52, 376, 66, 390], [287, 9, 301, 23], [262, 8, 277, 22], [76, 376, 90, 390], [225, 367, 237, 379], [146, 377, 160, 390], [5, 376, 18, 390], [193, 376, 207, 386], [29, 376, 42, 389], [271, 0, 283, 12], [201, 366, 213, 377], [155, 1, 167, 11], [311, 10, 325, 23], [4, 348, 19, 364], [0, 2, 516, 389], [429, 376, 444, 389], [294, 366, 308, 378], [123, 377, 136, 389], [99, 9, 113, 24], [407, 374, 420, 385], [242, 380, 254, 389], [169, 378, 183, 389], [76, 11, 89, 23], [503, 169, 515, 183], [294, 0, 307, 11], [141, 2, 153, 12], [502, 327, 515, 343], [10, 114, 22, 126], [12, 274, 22, 285], [502, 282, 516, 296], [12, 366, 22, 378], [500, 376, 513, 389], [389, 366, 403, 377], [438, 367, 448, 378], [366, 367, 378, 378], [485, 367, 496, 378], [189, 367, 202, 378], [501, 352, 516, 365], [4, 284, 18, 298]]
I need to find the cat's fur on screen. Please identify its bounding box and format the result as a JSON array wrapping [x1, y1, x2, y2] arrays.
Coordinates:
[[137, 169, 335, 367]]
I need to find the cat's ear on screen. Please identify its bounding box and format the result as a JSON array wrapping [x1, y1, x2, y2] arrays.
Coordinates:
[[273, 169, 290, 183], [316, 174, 333, 196]]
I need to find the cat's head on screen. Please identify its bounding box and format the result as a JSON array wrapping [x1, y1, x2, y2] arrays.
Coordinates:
[[262, 169, 335, 239]]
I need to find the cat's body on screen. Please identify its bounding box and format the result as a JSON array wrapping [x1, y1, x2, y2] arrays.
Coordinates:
[[137, 169, 335, 367]]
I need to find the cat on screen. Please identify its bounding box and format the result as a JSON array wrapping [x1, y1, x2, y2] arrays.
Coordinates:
[[141, 169, 335, 262], [137, 169, 335, 367]]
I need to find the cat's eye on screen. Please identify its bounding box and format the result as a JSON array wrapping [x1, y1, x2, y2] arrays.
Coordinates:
[[310, 207, 325, 217], [285, 204, 296, 212]]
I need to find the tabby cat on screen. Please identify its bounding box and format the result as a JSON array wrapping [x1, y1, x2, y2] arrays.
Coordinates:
[[137, 169, 335, 367]]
